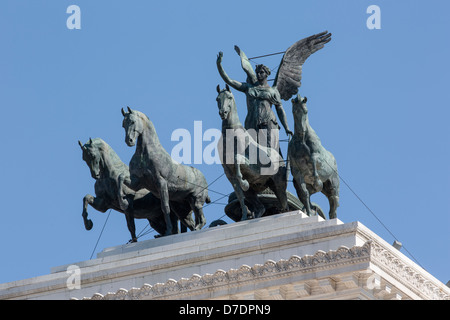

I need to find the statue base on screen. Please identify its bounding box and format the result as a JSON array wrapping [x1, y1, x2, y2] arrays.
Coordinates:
[[0, 210, 448, 300], [224, 190, 304, 222], [224, 189, 325, 221]]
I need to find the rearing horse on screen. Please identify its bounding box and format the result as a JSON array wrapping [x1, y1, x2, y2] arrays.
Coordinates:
[[288, 95, 339, 219], [78, 138, 195, 242], [121, 107, 210, 236], [216, 84, 289, 220]]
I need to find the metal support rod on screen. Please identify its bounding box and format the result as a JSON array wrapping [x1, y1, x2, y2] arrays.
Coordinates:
[[248, 51, 285, 60]]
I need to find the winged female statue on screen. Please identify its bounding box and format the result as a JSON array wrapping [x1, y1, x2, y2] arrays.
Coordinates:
[[216, 31, 332, 152]]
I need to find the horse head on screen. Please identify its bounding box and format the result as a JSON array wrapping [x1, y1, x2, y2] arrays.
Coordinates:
[[79, 138, 104, 180], [291, 94, 309, 134], [216, 84, 236, 121], [291, 94, 308, 115], [121, 106, 144, 147]]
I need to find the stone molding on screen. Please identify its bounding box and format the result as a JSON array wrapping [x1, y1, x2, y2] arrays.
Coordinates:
[[78, 240, 449, 300], [369, 240, 448, 300], [3, 213, 447, 300]]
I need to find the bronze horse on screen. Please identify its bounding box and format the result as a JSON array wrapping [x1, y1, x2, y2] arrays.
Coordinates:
[[79, 138, 194, 242], [216, 84, 289, 221], [288, 95, 339, 219], [121, 107, 211, 236]]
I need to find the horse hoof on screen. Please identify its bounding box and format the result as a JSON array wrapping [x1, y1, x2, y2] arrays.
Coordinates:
[[247, 211, 255, 220], [255, 210, 265, 218], [85, 219, 93, 231], [241, 180, 249, 191]]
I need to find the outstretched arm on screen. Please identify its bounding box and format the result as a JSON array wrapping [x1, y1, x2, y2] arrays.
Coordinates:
[[217, 52, 246, 92], [275, 103, 293, 137]]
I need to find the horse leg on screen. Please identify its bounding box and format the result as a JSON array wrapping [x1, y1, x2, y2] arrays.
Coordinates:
[[245, 189, 265, 218], [179, 219, 187, 233], [82, 195, 95, 230], [271, 184, 289, 213], [234, 154, 249, 191], [170, 212, 180, 234], [118, 173, 133, 212], [310, 153, 323, 192], [305, 184, 323, 218], [82, 194, 109, 230], [292, 172, 313, 216], [229, 174, 251, 220], [328, 195, 339, 219], [193, 206, 206, 231], [322, 176, 340, 219], [224, 164, 250, 221], [180, 212, 195, 232], [148, 217, 165, 238], [187, 194, 206, 231], [172, 202, 195, 231], [125, 212, 137, 242], [269, 168, 289, 212], [158, 179, 173, 236], [300, 182, 313, 216], [122, 173, 142, 193]]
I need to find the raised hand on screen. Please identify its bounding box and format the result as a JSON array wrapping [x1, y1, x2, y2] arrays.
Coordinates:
[[234, 45, 241, 56], [217, 51, 223, 64]]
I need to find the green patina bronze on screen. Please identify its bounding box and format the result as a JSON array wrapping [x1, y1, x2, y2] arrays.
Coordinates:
[[217, 31, 337, 220], [288, 95, 339, 219], [79, 138, 194, 242], [77, 30, 339, 244], [121, 107, 211, 236], [216, 84, 289, 221]]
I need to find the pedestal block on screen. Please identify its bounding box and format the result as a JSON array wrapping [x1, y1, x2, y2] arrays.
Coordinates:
[[0, 211, 448, 300]]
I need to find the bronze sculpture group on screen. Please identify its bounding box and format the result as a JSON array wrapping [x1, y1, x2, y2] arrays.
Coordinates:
[[79, 31, 340, 241]]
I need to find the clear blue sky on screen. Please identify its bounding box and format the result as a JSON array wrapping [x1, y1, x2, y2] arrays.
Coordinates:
[[0, 0, 448, 286]]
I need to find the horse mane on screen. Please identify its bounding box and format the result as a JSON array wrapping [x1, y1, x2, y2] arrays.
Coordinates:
[[133, 110, 160, 143], [90, 138, 129, 172], [134, 110, 150, 122]]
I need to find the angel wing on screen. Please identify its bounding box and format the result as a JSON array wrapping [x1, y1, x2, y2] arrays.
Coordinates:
[[273, 31, 332, 101], [235, 45, 258, 85]]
